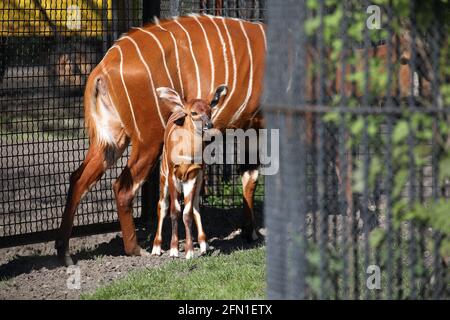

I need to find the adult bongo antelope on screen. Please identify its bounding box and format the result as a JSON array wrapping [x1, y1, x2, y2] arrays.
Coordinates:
[[55, 14, 266, 265], [152, 85, 227, 259]]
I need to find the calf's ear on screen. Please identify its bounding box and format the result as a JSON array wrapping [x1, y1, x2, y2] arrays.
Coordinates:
[[210, 84, 228, 108], [172, 109, 187, 126], [156, 87, 184, 112]]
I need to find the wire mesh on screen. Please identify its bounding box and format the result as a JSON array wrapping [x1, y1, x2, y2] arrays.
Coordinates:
[[0, 1, 143, 245], [264, 0, 449, 300], [0, 0, 265, 247]]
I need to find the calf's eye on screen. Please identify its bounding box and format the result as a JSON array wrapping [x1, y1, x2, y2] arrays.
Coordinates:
[[191, 112, 198, 116]]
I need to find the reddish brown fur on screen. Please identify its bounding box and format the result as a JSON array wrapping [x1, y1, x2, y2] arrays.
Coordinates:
[[56, 15, 265, 264], [153, 91, 216, 258]]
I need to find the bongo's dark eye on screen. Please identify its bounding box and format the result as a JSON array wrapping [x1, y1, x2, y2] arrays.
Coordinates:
[[191, 112, 198, 116]]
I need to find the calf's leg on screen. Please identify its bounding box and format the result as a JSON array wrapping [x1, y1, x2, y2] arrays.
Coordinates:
[[191, 171, 208, 254], [182, 177, 198, 259], [151, 173, 169, 256]]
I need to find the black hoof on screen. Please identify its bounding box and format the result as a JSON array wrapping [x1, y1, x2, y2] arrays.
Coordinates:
[[60, 254, 75, 267], [242, 228, 261, 243], [55, 240, 74, 266]]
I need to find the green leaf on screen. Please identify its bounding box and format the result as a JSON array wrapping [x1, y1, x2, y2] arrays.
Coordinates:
[[393, 120, 409, 144], [393, 169, 408, 199], [350, 117, 364, 136], [305, 17, 321, 36], [439, 155, 450, 184], [369, 228, 386, 249]]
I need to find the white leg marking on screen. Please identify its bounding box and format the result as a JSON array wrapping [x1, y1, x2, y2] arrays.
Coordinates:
[[242, 169, 259, 241], [212, 17, 237, 122], [160, 150, 167, 178], [170, 247, 179, 257], [174, 20, 201, 99], [242, 169, 259, 188], [135, 28, 174, 89], [152, 179, 169, 256], [183, 198, 192, 216], [161, 145, 172, 180], [172, 174, 182, 193], [156, 24, 184, 98], [185, 250, 194, 260], [111, 45, 142, 140], [151, 245, 162, 256], [182, 178, 196, 214], [182, 178, 195, 258], [193, 16, 215, 95], [229, 21, 254, 125], [199, 241, 208, 254], [192, 171, 206, 253], [119, 37, 166, 129], [174, 198, 181, 213]]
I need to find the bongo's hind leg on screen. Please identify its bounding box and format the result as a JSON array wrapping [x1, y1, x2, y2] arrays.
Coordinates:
[[241, 166, 260, 242], [113, 141, 161, 256], [56, 138, 128, 266]]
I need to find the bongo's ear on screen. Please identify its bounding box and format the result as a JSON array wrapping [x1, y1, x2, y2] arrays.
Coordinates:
[[171, 109, 187, 126], [210, 84, 228, 108]]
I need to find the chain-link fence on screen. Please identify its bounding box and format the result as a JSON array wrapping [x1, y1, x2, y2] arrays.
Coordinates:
[[0, 0, 265, 247], [264, 0, 449, 299]]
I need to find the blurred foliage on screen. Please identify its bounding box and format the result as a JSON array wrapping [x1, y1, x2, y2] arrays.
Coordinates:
[[304, 0, 450, 274], [204, 177, 264, 208]]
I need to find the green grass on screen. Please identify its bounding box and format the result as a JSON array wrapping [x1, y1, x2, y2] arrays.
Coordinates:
[[82, 247, 266, 300]]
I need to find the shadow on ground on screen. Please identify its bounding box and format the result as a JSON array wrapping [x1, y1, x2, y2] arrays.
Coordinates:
[[0, 206, 264, 282]]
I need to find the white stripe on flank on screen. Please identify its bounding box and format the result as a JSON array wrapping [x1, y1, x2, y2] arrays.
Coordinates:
[[212, 17, 237, 122], [193, 16, 215, 95], [207, 15, 229, 91], [174, 20, 201, 99], [121, 36, 166, 129], [111, 45, 142, 140], [229, 21, 254, 125], [136, 27, 174, 89], [156, 24, 184, 98], [257, 23, 267, 50], [98, 45, 115, 66]]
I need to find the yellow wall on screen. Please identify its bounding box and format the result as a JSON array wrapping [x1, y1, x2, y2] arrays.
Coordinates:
[[0, 0, 113, 36]]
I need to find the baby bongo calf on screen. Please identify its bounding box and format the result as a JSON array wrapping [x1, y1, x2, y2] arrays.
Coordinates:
[[151, 85, 228, 259]]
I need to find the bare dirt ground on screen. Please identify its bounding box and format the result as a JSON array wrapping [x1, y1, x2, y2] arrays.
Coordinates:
[[0, 207, 265, 300]]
